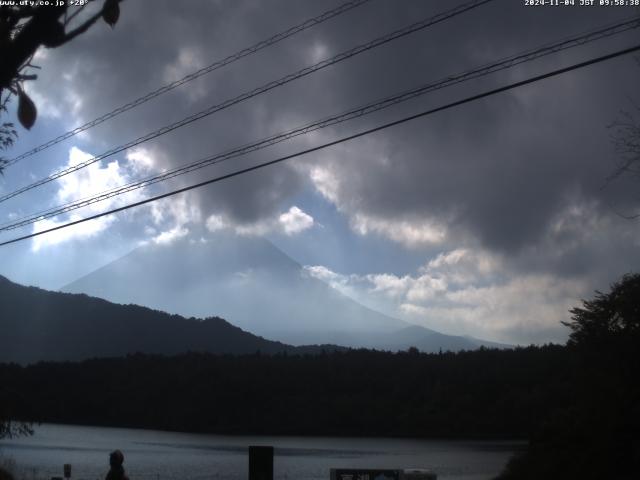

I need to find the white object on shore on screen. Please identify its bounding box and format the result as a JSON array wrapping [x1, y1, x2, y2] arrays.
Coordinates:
[[330, 468, 436, 480], [403, 468, 437, 480]]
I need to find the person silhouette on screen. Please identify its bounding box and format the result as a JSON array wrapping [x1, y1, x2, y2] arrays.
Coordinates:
[[105, 450, 129, 480]]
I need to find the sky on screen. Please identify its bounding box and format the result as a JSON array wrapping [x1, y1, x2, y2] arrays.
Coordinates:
[[0, 0, 639, 345]]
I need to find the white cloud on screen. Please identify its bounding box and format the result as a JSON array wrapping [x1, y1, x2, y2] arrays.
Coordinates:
[[126, 147, 157, 175], [303, 264, 363, 300], [310, 166, 340, 204], [278, 206, 314, 235], [150, 193, 201, 227], [31, 214, 115, 252], [406, 275, 448, 302], [146, 193, 201, 246], [310, 165, 447, 248], [56, 148, 124, 202], [303, 248, 587, 344], [366, 273, 413, 298], [234, 220, 273, 237], [427, 249, 468, 269], [205, 206, 314, 237], [205, 214, 228, 232], [399, 274, 585, 343], [351, 214, 447, 248], [304, 265, 342, 283], [31, 147, 146, 251], [422, 248, 501, 286], [152, 225, 189, 245], [36, 146, 187, 250]]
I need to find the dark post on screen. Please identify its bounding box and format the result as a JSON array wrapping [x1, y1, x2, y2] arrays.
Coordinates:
[[248, 446, 273, 480]]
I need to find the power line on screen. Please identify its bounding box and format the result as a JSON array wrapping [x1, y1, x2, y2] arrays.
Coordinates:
[[3, 0, 374, 167], [6, 17, 640, 232], [0, 0, 494, 205], [1, 16, 637, 232], [2, 42, 638, 248]]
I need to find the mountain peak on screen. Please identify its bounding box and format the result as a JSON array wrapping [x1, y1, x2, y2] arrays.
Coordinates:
[[63, 232, 407, 345], [56, 232, 511, 352]]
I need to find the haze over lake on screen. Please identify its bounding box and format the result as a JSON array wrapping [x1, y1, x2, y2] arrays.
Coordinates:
[[0, 424, 523, 480]]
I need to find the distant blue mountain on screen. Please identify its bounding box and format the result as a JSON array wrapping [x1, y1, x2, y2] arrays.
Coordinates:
[[62, 233, 510, 352], [63, 233, 405, 345]]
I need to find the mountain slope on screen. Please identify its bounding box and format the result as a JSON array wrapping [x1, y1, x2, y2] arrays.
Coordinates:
[[0, 275, 325, 364], [61, 233, 511, 352], [62, 233, 408, 345]]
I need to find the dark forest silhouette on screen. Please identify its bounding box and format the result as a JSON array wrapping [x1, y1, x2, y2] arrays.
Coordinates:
[[1, 346, 571, 439]]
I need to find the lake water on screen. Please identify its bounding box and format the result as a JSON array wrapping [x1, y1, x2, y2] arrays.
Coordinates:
[[0, 424, 524, 480]]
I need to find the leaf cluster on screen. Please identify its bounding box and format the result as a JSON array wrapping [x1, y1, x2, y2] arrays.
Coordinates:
[[563, 272, 640, 348], [0, 0, 123, 165]]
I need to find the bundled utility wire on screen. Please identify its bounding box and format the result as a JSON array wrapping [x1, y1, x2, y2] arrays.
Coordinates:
[[1, 15, 638, 233], [2, 42, 639, 247], [3, 0, 374, 167], [0, 0, 494, 204]]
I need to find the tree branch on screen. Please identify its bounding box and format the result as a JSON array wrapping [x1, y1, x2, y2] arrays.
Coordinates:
[[56, 8, 103, 45]]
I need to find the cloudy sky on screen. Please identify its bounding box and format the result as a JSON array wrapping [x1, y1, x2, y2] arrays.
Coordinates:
[[0, 0, 639, 344]]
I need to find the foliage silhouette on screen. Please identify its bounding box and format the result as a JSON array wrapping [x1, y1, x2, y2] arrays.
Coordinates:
[[497, 273, 640, 479], [564, 272, 640, 348], [0, 0, 122, 170]]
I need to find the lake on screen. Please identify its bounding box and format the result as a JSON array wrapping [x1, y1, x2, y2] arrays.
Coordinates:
[[0, 424, 524, 480]]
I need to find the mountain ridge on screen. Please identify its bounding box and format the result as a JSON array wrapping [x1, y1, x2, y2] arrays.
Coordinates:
[[62, 234, 408, 344], [0, 274, 343, 364], [60, 233, 511, 352]]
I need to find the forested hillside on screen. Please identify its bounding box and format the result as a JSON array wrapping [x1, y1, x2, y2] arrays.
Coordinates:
[[0, 275, 332, 363], [0, 346, 572, 439]]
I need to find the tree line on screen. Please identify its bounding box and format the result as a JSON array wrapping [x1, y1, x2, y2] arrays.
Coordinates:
[[0, 345, 574, 439]]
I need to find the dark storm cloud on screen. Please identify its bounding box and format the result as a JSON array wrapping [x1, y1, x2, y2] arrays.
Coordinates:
[[20, 0, 640, 261], [290, 1, 640, 260], [23, 0, 338, 223]]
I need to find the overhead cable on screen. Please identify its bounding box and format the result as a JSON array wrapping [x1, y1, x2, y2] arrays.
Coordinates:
[[2, 16, 638, 232], [2, 42, 638, 247], [0, 0, 494, 204], [3, 0, 375, 167]]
